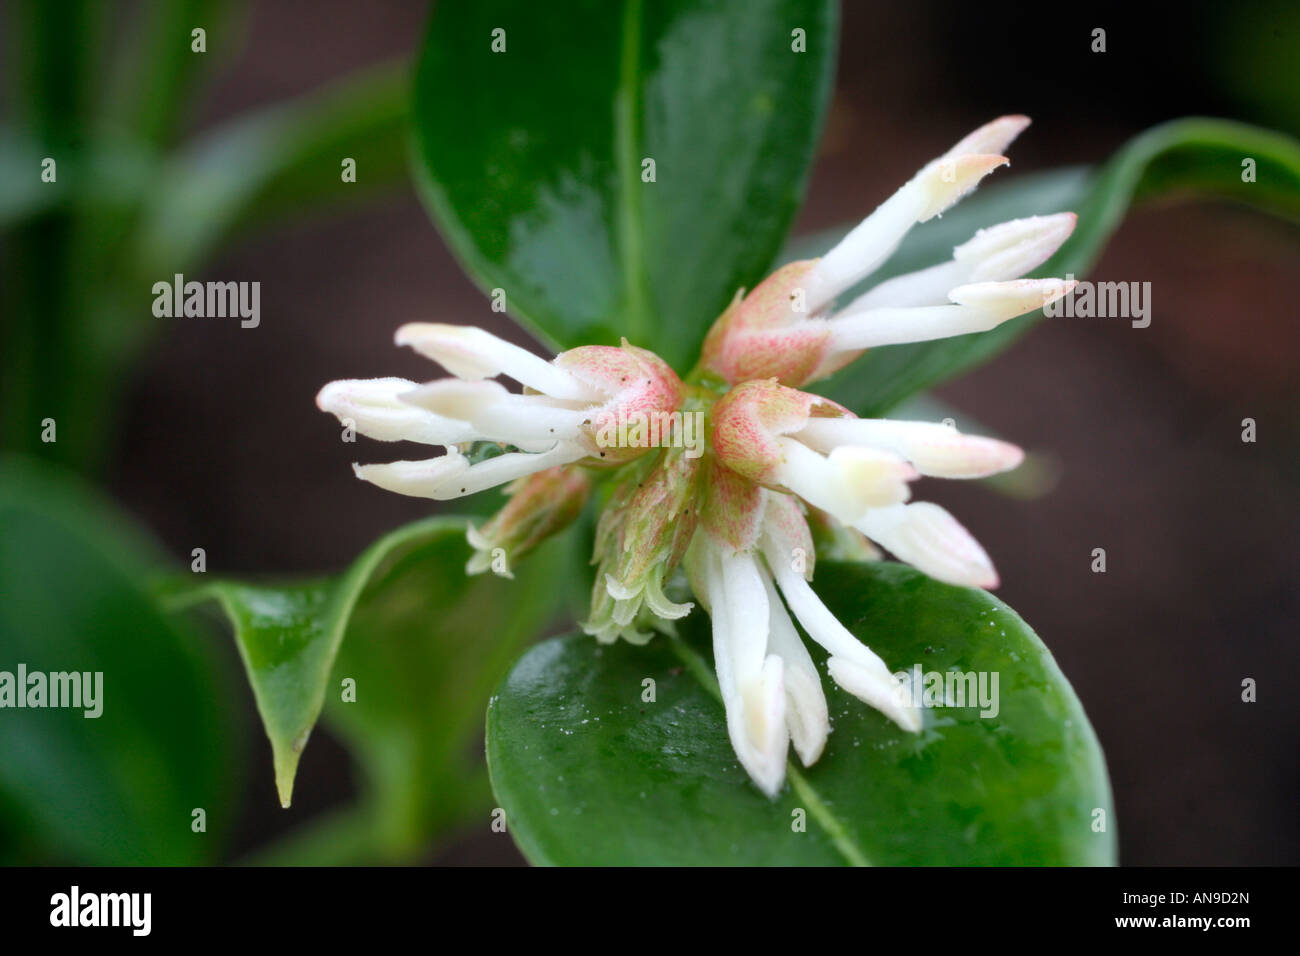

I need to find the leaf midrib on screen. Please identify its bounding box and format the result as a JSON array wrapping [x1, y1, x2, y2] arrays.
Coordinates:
[[666, 634, 873, 866], [615, 0, 652, 345]]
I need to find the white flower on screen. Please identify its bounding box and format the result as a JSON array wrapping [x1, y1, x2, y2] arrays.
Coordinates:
[[709, 378, 1016, 587], [316, 324, 685, 500], [698, 115, 1078, 387], [687, 490, 921, 796], [319, 115, 1071, 799]]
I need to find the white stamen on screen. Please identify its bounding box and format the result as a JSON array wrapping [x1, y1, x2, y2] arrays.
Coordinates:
[[857, 502, 999, 588], [828, 277, 1076, 350], [763, 541, 921, 733], [948, 277, 1077, 317], [395, 323, 601, 401], [796, 418, 1024, 479], [704, 546, 788, 797], [719, 551, 771, 687], [315, 378, 475, 445], [800, 117, 1031, 313], [846, 213, 1077, 310], [400, 378, 588, 445], [761, 573, 828, 766], [771, 438, 913, 526], [951, 213, 1076, 282], [941, 114, 1031, 159], [353, 440, 586, 500], [803, 154, 1009, 313], [642, 572, 694, 619]]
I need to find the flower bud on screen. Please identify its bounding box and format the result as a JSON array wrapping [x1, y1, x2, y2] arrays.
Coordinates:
[[466, 466, 590, 578], [710, 379, 915, 527], [557, 340, 685, 464], [698, 261, 834, 387], [582, 449, 702, 643]]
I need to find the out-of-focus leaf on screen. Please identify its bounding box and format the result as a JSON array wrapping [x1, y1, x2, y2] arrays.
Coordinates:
[[322, 523, 573, 858], [9, 0, 104, 147], [488, 561, 1114, 866], [412, 0, 836, 370], [163, 515, 570, 860], [104, 0, 240, 148], [135, 59, 410, 274], [797, 119, 1300, 415], [0, 457, 239, 864]]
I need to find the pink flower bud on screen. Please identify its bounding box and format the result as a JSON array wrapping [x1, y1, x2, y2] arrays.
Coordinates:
[[583, 449, 703, 643], [556, 340, 685, 464], [696, 458, 769, 555], [708, 379, 850, 486], [467, 466, 591, 577], [698, 261, 834, 387]]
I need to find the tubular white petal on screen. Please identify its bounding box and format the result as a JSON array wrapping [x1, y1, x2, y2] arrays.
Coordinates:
[[828, 303, 1005, 349], [803, 188, 924, 312], [765, 548, 890, 671], [803, 154, 1009, 313], [352, 452, 467, 498], [952, 213, 1077, 283], [642, 572, 694, 620], [857, 502, 999, 588], [603, 573, 639, 602], [828, 277, 1075, 350], [763, 543, 920, 733], [719, 551, 771, 687], [846, 213, 1077, 310], [738, 655, 790, 797], [796, 418, 1024, 479], [400, 379, 588, 445], [771, 438, 913, 526], [703, 546, 787, 796], [353, 440, 586, 500], [827, 657, 923, 732], [840, 259, 967, 311], [395, 323, 601, 401], [611, 595, 640, 627], [761, 573, 828, 766], [911, 153, 1010, 223], [316, 378, 476, 445], [948, 277, 1077, 318], [941, 114, 1031, 160]]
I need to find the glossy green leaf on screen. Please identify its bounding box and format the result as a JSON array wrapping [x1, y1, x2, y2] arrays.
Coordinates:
[[412, 0, 836, 370], [164, 515, 570, 856], [803, 119, 1300, 415], [488, 561, 1114, 865], [0, 457, 239, 864]]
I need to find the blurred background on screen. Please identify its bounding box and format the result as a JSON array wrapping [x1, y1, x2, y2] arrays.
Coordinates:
[[2, 0, 1297, 865]]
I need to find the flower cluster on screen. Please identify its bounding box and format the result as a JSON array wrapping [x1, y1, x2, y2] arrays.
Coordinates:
[[317, 117, 1076, 796]]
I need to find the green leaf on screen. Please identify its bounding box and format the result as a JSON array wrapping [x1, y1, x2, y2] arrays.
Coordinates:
[[104, 0, 239, 149], [321, 524, 574, 858], [805, 119, 1300, 415], [412, 0, 836, 370], [134, 59, 410, 275], [0, 457, 239, 864], [164, 515, 571, 856], [487, 561, 1114, 865]]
